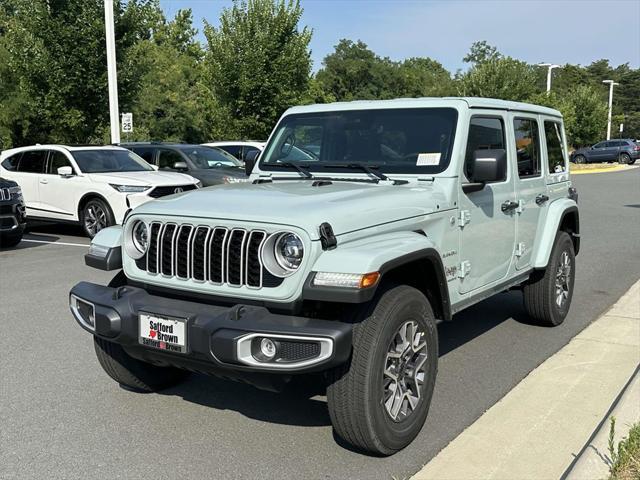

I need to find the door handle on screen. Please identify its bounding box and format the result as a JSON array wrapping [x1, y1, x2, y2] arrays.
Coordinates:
[[501, 200, 519, 212], [535, 194, 549, 205], [40, 179, 48, 184]]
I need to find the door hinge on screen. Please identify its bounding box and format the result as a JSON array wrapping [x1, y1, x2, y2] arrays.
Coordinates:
[[458, 210, 470, 228], [458, 260, 471, 278], [515, 242, 526, 257]]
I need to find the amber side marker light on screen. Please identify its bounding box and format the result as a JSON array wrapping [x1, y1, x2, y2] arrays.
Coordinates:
[[360, 272, 380, 288]]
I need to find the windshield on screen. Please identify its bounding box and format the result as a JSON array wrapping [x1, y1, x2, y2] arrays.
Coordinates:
[[260, 108, 458, 174], [72, 149, 153, 173], [180, 146, 243, 169]]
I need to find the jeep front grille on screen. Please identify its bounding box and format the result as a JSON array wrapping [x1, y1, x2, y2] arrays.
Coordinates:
[[144, 222, 267, 288]]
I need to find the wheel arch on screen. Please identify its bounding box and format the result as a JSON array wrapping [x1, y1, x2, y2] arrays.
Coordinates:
[[532, 200, 579, 268], [78, 192, 113, 219]]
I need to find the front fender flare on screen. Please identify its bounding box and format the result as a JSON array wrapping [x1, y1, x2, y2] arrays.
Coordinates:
[[84, 225, 123, 271], [303, 231, 451, 319]]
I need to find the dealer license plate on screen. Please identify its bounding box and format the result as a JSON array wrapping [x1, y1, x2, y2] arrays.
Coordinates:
[[138, 312, 187, 354]]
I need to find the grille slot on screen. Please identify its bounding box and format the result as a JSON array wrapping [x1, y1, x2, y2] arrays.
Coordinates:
[[141, 222, 269, 289]]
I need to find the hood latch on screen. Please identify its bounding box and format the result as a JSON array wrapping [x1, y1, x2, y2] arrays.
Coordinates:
[[319, 222, 337, 251]]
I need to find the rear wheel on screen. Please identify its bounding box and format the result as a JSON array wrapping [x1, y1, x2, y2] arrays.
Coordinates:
[[93, 337, 189, 392], [522, 232, 575, 326], [327, 285, 438, 456], [619, 153, 631, 164], [81, 198, 114, 238]]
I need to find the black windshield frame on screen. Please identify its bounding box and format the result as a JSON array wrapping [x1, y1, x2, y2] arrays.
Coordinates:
[[259, 107, 459, 175]]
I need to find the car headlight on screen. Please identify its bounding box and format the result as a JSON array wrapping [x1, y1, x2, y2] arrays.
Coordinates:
[[132, 220, 149, 254], [195, 180, 203, 188], [110, 184, 151, 193], [261, 232, 304, 277]]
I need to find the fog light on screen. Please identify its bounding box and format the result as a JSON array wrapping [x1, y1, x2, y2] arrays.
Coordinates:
[[260, 338, 277, 359], [70, 295, 95, 330], [251, 337, 279, 362]]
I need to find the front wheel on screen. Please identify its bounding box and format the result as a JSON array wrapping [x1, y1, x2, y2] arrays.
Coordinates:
[[573, 155, 586, 164], [522, 232, 575, 326], [327, 285, 438, 456], [81, 198, 114, 238], [0, 229, 23, 248]]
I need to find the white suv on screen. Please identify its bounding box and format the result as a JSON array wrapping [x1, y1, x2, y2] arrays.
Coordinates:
[[0, 145, 200, 237]]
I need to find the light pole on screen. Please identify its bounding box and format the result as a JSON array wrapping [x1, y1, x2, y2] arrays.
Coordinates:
[[538, 63, 560, 93], [602, 80, 619, 141], [104, 0, 120, 144]]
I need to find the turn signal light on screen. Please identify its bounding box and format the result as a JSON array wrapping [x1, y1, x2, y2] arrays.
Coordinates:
[[360, 272, 380, 288]]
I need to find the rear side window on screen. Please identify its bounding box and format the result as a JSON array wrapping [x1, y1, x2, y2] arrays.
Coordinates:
[[18, 151, 47, 173], [158, 149, 184, 169], [544, 121, 566, 174], [464, 116, 506, 182], [1, 153, 21, 171], [513, 118, 541, 178], [48, 151, 72, 174]]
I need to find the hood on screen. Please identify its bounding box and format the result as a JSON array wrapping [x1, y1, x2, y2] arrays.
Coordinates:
[[133, 179, 448, 239], [0, 177, 18, 188], [87, 170, 198, 186]]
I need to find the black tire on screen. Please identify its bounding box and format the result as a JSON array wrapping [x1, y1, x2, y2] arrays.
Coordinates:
[[326, 285, 438, 456], [619, 153, 631, 165], [93, 336, 189, 392], [0, 230, 23, 248], [628, 158, 637, 165], [522, 232, 575, 327], [573, 155, 586, 164], [81, 198, 115, 238]]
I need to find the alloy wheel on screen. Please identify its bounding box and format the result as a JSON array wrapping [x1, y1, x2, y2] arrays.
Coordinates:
[[383, 320, 428, 422], [555, 251, 572, 308], [84, 203, 107, 236]]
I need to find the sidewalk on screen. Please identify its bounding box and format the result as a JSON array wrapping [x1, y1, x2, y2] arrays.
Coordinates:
[[413, 280, 640, 480]]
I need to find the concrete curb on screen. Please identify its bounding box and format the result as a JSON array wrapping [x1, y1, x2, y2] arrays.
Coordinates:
[[571, 164, 637, 175], [412, 280, 640, 480], [564, 368, 640, 479]]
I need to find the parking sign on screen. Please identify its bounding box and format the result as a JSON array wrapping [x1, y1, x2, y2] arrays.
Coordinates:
[[121, 112, 133, 133]]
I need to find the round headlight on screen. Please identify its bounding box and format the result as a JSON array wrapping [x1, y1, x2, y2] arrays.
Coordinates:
[[132, 221, 149, 254], [274, 233, 304, 271]]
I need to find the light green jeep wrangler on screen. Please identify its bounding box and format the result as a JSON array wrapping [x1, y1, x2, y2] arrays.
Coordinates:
[[71, 98, 579, 455]]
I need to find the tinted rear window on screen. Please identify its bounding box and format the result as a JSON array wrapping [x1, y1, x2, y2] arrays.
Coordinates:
[[18, 151, 47, 173], [1, 153, 22, 171]]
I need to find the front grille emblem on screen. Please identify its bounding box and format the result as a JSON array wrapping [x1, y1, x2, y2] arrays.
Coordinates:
[[174, 187, 184, 194]]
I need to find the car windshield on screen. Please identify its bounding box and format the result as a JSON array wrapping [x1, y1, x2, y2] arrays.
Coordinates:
[[260, 108, 458, 175], [180, 146, 243, 169], [71, 149, 153, 173]]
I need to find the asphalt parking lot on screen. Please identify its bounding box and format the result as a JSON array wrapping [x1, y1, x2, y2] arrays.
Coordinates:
[[1, 168, 639, 480]]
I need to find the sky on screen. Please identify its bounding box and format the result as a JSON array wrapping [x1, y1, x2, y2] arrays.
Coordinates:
[[159, 0, 640, 73]]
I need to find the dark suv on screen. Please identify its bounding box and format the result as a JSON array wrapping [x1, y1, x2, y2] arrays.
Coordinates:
[[0, 177, 26, 247], [571, 139, 639, 164], [121, 143, 248, 186]]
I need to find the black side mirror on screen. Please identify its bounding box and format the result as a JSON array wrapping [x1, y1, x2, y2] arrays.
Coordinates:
[[172, 161, 188, 171], [462, 148, 507, 193], [244, 149, 259, 176]]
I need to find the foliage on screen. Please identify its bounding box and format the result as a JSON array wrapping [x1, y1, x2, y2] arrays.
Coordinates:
[[607, 418, 640, 480], [0, 4, 638, 149], [203, 0, 312, 140]]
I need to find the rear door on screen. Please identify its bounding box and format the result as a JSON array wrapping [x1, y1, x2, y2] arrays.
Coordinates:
[[458, 112, 517, 294], [15, 150, 47, 213], [511, 114, 545, 269]]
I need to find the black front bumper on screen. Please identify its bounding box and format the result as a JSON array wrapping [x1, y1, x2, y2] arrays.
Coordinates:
[[70, 282, 352, 376], [0, 202, 26, 233]]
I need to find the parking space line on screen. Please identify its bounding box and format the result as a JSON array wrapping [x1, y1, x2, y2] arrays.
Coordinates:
[[22, 239, 89, 247]]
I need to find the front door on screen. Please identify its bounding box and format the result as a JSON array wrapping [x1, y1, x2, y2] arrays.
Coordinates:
[[38, 150, 83, 220], [511, 114, 546, 269], [459, 112, 517, 294]]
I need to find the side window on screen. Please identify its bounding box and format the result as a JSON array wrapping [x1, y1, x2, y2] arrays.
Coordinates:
[[18, 151, 47, 173], [221, 145, 242, 159], [593, 142, 604, 149], [513, 118, 541, 178], [48, 151, 72, 174], [1, 153, 22, 171], [544, 121, 567, 174], [464, 116, 506, 182], [158, 150, 184, 169], [131, 148, 154, 164]]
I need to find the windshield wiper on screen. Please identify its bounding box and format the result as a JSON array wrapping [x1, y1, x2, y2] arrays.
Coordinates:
[[322, 163, 388, 181], [266, 162, 314, 179]]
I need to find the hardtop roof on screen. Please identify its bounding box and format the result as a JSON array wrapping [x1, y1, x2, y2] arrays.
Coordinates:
[[285, 97, 562, 118]]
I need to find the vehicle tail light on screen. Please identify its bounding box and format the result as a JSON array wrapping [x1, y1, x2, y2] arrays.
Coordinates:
[[634, 144, 640, 151]]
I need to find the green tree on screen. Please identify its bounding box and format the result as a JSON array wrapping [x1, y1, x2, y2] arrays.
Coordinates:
[[203, 0, 312, 140], [457, 57, 537, 101], [463, 40, 502, 65]]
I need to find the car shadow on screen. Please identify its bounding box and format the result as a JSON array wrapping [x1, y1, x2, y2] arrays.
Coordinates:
[[154, 292, 522, 432], [26, 221, 86, 238]]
